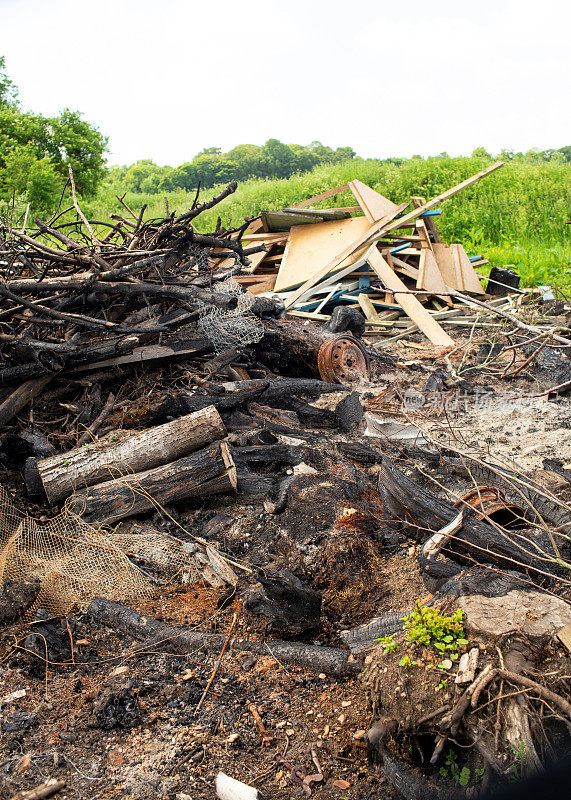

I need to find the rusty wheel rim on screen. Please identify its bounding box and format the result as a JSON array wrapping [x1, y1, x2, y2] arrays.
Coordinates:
[[316, 337, 369, 384]]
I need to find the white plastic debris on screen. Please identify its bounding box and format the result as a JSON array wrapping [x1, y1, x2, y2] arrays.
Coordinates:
[[216, 772, 259, 800]]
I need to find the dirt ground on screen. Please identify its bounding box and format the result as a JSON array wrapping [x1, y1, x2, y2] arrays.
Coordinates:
[[1, 329, 571, 799]]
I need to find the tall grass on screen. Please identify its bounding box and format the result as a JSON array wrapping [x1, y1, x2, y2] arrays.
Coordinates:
[[85, 156, 571, 287]]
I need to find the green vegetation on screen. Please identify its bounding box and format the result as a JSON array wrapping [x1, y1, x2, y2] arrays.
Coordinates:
[[376, 634, 399, 653], [103, 140, 356, 195], [0, 56, 107, 214], [402, 603, 467, 659], [439, 750, 484, 787], [91, 155, 571, 287], [1, 54, 570, 287]]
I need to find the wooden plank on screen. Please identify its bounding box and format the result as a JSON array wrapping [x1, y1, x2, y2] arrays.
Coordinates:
[[291, 184, 349, 209], [432, 243, 461, 290], [242, 232, 289, 243], [69, 340, 212, 374], [248, 278, 277, 295], [418, 248, 448, 294], [349, 179, 400, 223], [284, 162, 503, 310], [275, 216, 372, 292], [367, 248, 454, 347], [279, 208, 352, 221], [411, 195, 442, 243], [261, 211, 334, 231], [236, 248, 271, 275], [357, 293, 381, 322], [451, 244, 485, 295]]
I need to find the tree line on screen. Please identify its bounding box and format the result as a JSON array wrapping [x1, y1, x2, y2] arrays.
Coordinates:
[[104, 140, 357, 195], [0, 54, 570, 217]]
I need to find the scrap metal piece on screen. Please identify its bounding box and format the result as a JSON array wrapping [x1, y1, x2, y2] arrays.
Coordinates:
[[316, 336, 369, 383]]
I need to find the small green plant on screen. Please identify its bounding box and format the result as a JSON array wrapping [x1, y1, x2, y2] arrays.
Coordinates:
[[375, 634, 399, 653], [437, 679, 448, 690], [398, 655, 418, 668], [402, 603, 467, 656], [508, 742, 530, 782], [439, 750, 471, 787]]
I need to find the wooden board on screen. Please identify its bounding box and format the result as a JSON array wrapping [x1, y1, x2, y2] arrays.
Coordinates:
[[242, 232, 288, 243], [279, 208, 352, 221], [261, 210, 348, 231], [412, 195, 442, 243], [451, 244, 485, 295], [283, 204, 407, 307], [248, 278, 277, 295], [432, 243, 462, 290], [417, 248, 448, 294], [349, 179, 400, 223], [291, 184, 349, 209], [284, 162, 504, 309], [275, 216, 372, 292], [357, 293, 381, 322], [367, 248, 454, 347]]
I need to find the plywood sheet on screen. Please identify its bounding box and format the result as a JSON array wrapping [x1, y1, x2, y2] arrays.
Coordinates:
[[349, 180, 399, 223], [432, 243, 461, 290], [275, 216, 372, 292], [417, 248, 448, 294], [451, 244, 485, 295]]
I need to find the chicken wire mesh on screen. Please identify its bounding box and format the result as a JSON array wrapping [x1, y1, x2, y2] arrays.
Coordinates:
[[0, 485, 209, 619], [198, 278, 264, 352]]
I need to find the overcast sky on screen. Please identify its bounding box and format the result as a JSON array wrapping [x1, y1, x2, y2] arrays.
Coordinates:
[[2, 0, 570, 166]]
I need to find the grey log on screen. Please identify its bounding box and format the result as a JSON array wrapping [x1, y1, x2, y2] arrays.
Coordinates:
[[37, 405, 227, 503], [67, 441, 237, 522]]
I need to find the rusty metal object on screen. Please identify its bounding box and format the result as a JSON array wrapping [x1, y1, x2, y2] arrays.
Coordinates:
[[316, 336, 369, 383], [454, 486, 526, 527]]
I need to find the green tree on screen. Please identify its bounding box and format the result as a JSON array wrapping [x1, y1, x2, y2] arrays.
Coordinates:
[[471, 147, 492, 159], [289, 144, 318, 174], [50, 109, 107, 196], [0, 56, 18, 108], [176, 163, 198, 190], [264, 138, 295, 179], [191, 153, 220, 187], [226, 144, 267, 180]]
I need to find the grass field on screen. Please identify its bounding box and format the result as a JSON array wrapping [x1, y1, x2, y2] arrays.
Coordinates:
[[86, 156, 571, 289]]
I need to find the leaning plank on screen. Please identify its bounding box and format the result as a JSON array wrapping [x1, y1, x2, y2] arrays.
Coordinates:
[[275, 216, 372, 292], [291, 184, 349, 209], [411, 195, 442, 242], [451, 244, 485, 295], [349, 179, 400, 223], [357, 293, 381, 322], [284, 161, 503, 309], [432, 243, 462, 290], [367, 249, 454, 347], [417, 248, 448, 294], [68, 441, 237, 522], [37, 405, 226, 503], [0, 375, 53, 430]]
